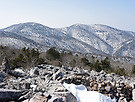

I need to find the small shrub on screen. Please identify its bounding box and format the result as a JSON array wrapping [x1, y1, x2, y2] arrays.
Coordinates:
[[132, 65, 135, 74], [37, 58, 45, 65], [70, 59, 76, 67], [115, 68, 126, 76], [81, 57, 90, 66]]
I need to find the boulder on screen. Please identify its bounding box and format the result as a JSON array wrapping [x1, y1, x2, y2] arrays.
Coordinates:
[[53, 71, 64, 80], [46, 92, 77, 102], [65, 93, 77, 102], [0, 72, 6, 82], [132, 88, 135, 101], [118, 97, 128, 102], [30, 67, 39, 76], [29, 93, 47, 102], [52, 97, 65, 102], [25, 83, 31, 89], [0, 89, 25, 101], [92, 83, 98, 91], [10, 68, 26, 77], [18, 91, 33, 101]]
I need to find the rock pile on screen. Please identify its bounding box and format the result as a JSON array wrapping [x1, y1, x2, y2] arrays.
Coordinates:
[[64, 69, 135, 102], [1, 61, 135, 101]]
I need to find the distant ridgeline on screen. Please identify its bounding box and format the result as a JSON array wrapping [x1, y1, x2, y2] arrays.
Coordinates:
[[0, 22, 135, 58]]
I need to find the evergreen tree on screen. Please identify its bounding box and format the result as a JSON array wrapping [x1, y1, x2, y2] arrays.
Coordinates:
[[115, 68, 126, 76], [46, 47, 60, 60], [101, 57, 111, 71], [94, 60, 102, 72]]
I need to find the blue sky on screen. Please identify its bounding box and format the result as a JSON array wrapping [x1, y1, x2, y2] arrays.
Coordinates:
[[0, 0, 135, 31]]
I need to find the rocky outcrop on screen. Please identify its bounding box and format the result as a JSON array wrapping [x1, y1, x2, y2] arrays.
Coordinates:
[[10, 68, 26, 77], [0, 64, 135, 101], [0, 89, 25, 101], [0, 72, 6, 83]]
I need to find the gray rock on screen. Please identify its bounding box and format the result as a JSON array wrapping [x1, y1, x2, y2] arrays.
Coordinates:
[[100, 70, 106, 75], [18, 91, 33, 101], [53, 71, 64, 81], [53, 97, 65, 102], [0, 89, 25, 101], [90, 70, 98, 76], [28, 93, 47, 102], [25, 83, 31, 89], [0, 72, 6, 82], [10, 69, 26, 77], [1, 64, 135, 101], [66, 93, 77, 102], [30, 67, 39, 76]]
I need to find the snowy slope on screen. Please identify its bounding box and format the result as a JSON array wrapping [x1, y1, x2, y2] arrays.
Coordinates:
[[58, 24, 135, 54], [0, 31, 43, 49], [114, 40, 135, 57], [88, 24, 135, 51], [58, 24, 135, 57], [58, 24, 113, 55], [2, 22, 135, 57], [2, 22, 106, 55]]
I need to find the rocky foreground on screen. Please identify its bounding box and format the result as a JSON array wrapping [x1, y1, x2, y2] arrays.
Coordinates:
[[1, 62, 135, 101]]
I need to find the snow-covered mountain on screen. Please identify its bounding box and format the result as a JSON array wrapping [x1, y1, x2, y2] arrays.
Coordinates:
[[58, 24, 135, 57], [58, 24, 113, 55], [0, 31, 43, 49], [114, 40, 135, 57], [2, 22, 106, 55], [1, 22, 135, 57], [58, 24, 135, 54]]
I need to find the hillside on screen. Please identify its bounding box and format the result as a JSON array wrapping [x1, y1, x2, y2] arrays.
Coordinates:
[[1, 22, 135, 57]]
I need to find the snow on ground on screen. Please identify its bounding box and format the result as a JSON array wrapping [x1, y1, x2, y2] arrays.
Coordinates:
[[14, 69, 25, 74], [63, 82, 117, 102]]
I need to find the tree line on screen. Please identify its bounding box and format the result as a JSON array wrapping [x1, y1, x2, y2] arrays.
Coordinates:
[[0, 46, 135, 76]]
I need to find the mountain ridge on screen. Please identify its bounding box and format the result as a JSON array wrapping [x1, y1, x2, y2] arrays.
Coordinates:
[[1, 22, 135, 57]]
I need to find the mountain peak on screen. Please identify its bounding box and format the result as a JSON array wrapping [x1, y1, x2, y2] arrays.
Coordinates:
[[3, 22, 51, 33], [1, 22, 135, 58], [18, 22, 47, 27]]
